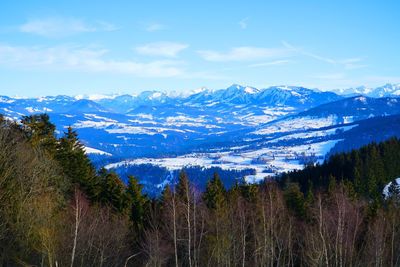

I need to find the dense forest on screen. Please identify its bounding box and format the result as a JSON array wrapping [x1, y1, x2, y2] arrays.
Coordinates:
[[1, 113, 400, 266]]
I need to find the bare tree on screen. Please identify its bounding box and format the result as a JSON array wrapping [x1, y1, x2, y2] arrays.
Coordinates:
[[304, 186, 365, 267], [70, 188, 88, 267], [141, 204, 171, 267], [185, 182, 193, 267]]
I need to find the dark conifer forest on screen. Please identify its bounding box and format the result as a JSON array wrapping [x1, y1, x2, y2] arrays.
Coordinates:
[[1, 114, 400, 266]]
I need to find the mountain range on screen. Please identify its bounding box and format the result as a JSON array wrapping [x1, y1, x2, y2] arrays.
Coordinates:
[[2, 83, 400, 194], [335, 83, 400, 97]]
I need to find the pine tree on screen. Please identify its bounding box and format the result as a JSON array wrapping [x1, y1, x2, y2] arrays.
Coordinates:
[[366, 146, 385, 201], [353, 166, 363, 195], [284, 183, 306, 219], [305, 181, 315, 206], [240, 183, 259, 202], [55, 127, 99, 200], [176, 171, 190, 201], [126, 175, 148, 231], [98, 168, 129, 213], [21, 114, 57, 154], [203, 172, 226, 210], [161, 185, 173, 204], [328, 174, 337, 194]]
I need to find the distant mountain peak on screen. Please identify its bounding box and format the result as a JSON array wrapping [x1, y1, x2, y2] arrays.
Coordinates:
[[336, 83, 400, 97], [275, 85, 291, 90], [227, 83, 243, 89], [244, 86, 259, 94], [190, 87, 212, 95], [75, 93, 123, 101]]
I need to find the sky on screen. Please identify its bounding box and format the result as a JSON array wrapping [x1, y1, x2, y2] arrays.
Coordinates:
[[0, 0, 400, 97]]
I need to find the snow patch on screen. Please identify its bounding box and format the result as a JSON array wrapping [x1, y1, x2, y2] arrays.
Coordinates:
[[84, 146, 112, 156], [383, 178, 400, 198]]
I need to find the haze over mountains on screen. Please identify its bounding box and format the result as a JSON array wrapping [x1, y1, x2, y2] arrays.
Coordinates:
[[2, 83, 400, 193]]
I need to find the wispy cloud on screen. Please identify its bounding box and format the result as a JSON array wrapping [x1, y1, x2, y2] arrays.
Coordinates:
[[304, 52, 367, 69], [145, 22, 166, 32], [0, 44, 183, 77], [19, 17, 118, 37], [312, 73, 346, 80], [135, 42, 189, 57], [340, 58, 368, 70], [282, 41, 368, 70], [198, 46, 290, 62], [238, 17, 249, 29], [248, 60, 291, 68]]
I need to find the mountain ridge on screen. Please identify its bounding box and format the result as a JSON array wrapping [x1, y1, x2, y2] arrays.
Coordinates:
[[2, 83, 400, 193]]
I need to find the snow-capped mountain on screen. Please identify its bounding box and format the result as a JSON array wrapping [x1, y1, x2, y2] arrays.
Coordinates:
[[370, 83, 400, 97], [336, 83, 400, 98], [183, 84, 341, 108], [255, 86, 339, 109], [253, 95, 400, 135], [1, 83, 400, 194]]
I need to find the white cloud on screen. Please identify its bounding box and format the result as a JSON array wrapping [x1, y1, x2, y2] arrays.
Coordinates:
[[145, 23, 166, 32], [282, 41, 368, 70], [0, 44, 183, 77], [340, 58, 368, 70], [135, 42, 189, 57], [19, 17, 118, 37], [239, 17, 249, 29], [248, 60, 291, 68], [302, 51, 336, 64], [198, 46, 289, 62]]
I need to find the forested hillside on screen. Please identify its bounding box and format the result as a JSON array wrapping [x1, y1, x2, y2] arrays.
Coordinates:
[[282, 137, 400, 202], [1, 114, 400, 266]]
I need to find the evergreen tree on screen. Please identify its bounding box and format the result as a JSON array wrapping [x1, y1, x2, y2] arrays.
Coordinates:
[[240, 182, 259, 202], [126, 175, 148, 231], [98, 168, 129, 213], [161, 185, 173, 204], [368, 146, 386, 197], [20, 114, 57, 154], [305, 180, 315, 207], [55, 126, 99, 200], [284, 183, 306, 219], [328, 174, 337, 194], [353, 166, 363, 195], [176, 170, 190, 202], [203, 172, 226, 210]]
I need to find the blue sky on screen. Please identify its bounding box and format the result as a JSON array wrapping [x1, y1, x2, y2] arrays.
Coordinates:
[[0, 0, 399, 96]]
